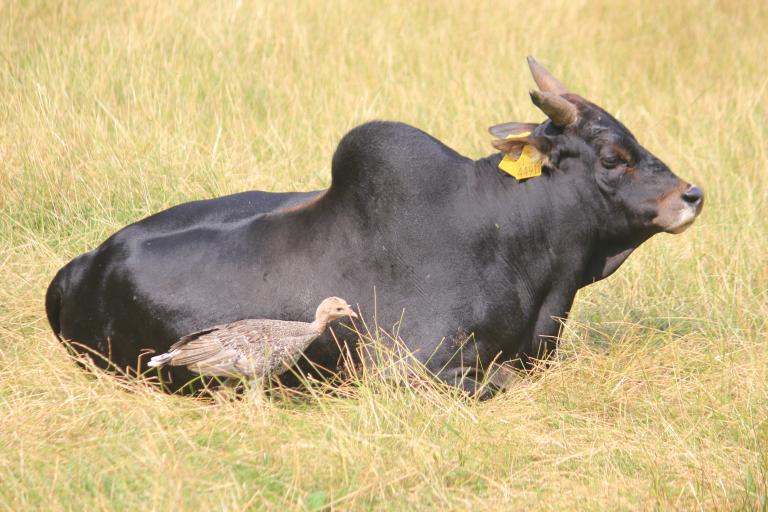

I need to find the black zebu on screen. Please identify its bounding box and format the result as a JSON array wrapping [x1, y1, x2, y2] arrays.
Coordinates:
[[46, 58, 703, 396]]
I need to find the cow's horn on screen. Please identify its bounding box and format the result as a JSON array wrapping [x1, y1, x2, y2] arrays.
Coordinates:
[[527, 56, 570, 95], [530, 90, 578, 127]]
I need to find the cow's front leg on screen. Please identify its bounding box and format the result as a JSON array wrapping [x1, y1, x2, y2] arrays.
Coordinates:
[[437, 366, 498, 401], [523, 291, 576, 365]]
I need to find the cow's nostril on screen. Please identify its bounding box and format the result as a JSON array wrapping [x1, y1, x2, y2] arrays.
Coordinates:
[[682, 185, 704, 206]]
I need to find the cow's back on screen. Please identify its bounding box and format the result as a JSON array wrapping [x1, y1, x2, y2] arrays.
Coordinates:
[[46, 189, 321, 363]]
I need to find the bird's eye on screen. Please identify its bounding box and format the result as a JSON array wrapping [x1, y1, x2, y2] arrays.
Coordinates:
[[336, 307, 342, 311]]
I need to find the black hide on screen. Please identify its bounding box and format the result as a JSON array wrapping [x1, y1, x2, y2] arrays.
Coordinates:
[[46, 117, 695, 396]]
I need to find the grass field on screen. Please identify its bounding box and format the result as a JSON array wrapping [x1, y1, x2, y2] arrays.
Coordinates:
[[2, 0, 767, 509]]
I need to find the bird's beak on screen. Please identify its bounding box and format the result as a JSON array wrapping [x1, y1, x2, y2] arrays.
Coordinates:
[[347, 309, 358, 319]]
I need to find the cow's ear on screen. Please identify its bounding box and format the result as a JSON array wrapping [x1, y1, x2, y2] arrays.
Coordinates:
[[488, 122, 539, 139], [491, 135, 551, 159]]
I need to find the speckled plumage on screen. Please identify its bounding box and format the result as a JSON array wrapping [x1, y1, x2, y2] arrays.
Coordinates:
[[147, 297, 356, 382], [161, 319, 321, 378]]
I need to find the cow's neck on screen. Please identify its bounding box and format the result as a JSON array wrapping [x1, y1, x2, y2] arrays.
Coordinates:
[[473, 155, 647, 291]]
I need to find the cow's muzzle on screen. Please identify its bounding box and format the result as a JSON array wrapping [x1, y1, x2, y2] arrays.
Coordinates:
[[656, 184, 704, 234], [661, 185, 704, 234]]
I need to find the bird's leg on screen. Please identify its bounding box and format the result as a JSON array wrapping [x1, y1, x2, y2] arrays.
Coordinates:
[[221, 377, 241, 389], [245, 376, 265, 404], [209, 377, 239, 402]]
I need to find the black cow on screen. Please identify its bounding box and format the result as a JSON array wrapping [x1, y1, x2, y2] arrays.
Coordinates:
[[45, 57, 703, 396]]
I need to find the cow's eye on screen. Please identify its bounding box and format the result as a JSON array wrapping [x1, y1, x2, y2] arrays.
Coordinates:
[[600, 156, 624, 169]]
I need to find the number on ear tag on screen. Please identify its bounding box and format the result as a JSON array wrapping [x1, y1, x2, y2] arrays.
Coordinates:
[[497, 131, 543, 180]]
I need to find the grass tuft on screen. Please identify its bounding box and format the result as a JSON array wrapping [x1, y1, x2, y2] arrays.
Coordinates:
[[1, 0, 767, 509]]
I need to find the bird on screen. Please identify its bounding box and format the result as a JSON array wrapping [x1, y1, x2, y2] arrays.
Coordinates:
[[147, 297, 357, 385]]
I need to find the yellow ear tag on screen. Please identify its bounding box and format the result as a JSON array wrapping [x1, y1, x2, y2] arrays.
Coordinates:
[[498, 131, 543, 180]]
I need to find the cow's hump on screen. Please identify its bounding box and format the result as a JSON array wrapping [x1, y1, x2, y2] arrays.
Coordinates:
[[327, 121, 470, 198]]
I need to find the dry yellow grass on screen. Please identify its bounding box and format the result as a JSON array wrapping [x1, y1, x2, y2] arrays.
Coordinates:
[[1, 0, 767, 509]]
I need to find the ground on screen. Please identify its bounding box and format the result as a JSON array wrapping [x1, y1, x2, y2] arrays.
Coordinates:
[[1, 0, 767, 510]]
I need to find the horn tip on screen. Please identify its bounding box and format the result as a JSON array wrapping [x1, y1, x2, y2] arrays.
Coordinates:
[[526, 56, 570, 95]]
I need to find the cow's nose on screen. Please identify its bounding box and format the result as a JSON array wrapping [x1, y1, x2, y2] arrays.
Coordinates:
[[682, 185, 704, 208]]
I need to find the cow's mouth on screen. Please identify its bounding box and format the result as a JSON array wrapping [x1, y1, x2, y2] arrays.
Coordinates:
[[665, 206, 700, 234]]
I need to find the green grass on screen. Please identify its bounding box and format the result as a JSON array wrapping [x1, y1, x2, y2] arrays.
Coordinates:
[[1, 0, 767, 509]]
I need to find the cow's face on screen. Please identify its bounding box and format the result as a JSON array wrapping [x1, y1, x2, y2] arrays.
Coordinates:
[[555, 96, 703, 235], [490, 58, 703, 237]]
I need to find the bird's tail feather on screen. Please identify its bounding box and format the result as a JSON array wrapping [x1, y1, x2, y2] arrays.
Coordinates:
[[147, 351, 176, 368]]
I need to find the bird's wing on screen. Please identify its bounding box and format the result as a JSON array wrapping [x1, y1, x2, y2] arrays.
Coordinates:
[[166, 320, 320, 378], [168, 323, 230, 351], [167, 327, 241, 369], [223, 321, 319, 377]]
